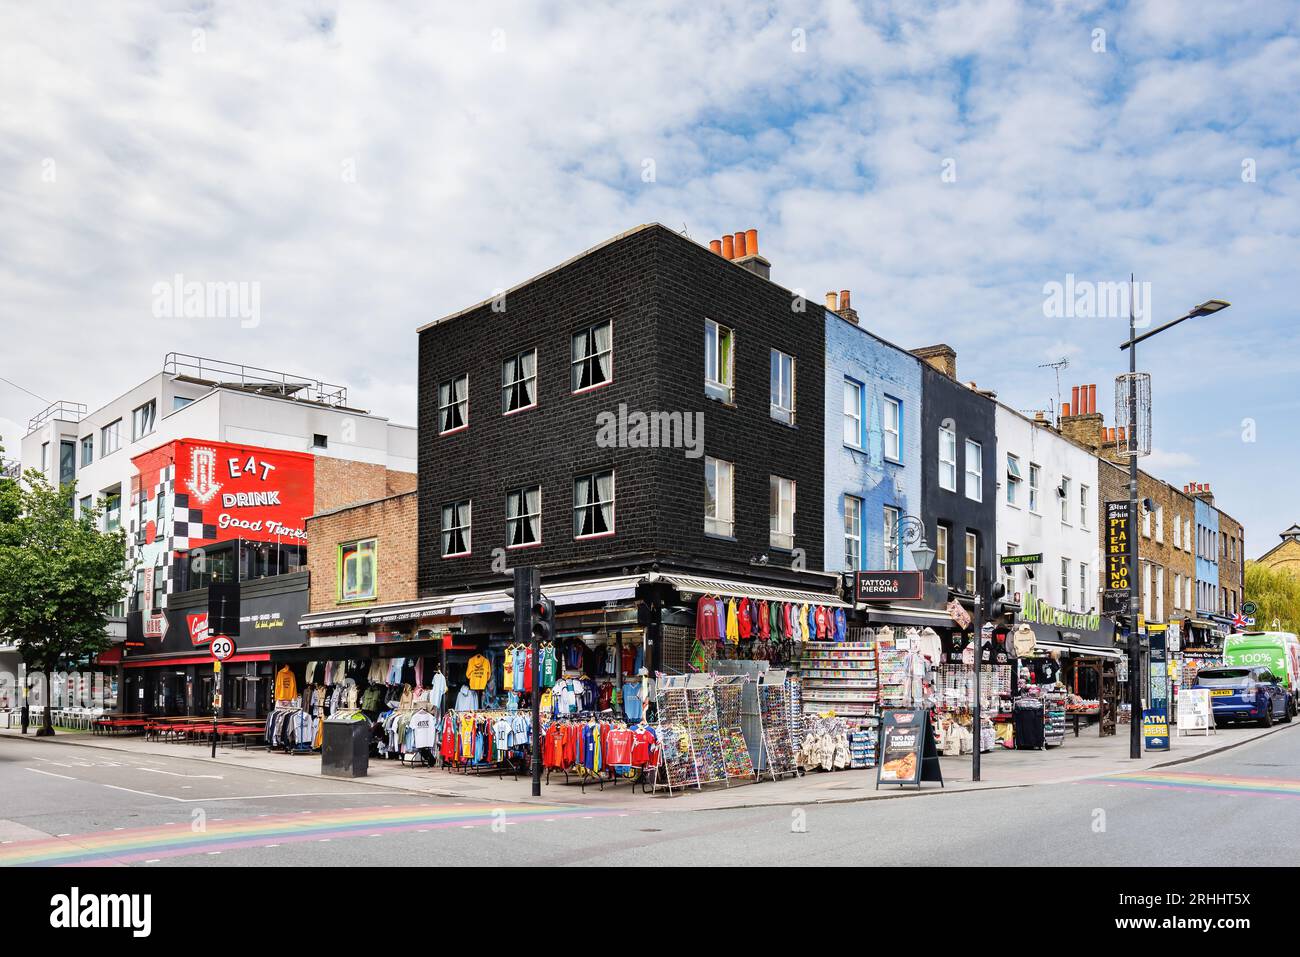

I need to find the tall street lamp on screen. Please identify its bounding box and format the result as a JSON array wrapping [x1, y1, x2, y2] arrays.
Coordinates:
[[1119, 289, 1230, 759]]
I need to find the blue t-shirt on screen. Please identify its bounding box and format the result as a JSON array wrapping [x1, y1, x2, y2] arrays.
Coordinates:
[[623, 682, 643, 721]]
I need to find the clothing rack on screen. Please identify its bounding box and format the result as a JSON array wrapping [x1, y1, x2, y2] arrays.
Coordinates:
[[438, 709, 531, 779]]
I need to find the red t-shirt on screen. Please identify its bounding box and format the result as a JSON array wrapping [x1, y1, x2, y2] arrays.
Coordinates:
[[605, 728, 633, 766]]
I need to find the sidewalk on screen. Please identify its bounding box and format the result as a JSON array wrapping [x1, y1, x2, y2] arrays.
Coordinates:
[[3, 721, 1292, 811]]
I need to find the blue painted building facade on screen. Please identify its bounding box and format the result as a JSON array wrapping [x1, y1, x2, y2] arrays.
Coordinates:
[[822, 310, 923, 575], [1194, 496, 1219, 615]]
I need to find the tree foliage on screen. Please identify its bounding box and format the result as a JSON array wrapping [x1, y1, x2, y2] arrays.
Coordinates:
[[0, 469, 134, 734], [1244, 561, 1300, 634]]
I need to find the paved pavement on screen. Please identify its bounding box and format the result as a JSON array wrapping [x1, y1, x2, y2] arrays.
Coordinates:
[[1, 720, 1296, 866]]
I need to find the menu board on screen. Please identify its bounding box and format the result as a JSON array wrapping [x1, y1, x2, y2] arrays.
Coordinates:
[[876, 708, 943, 788]]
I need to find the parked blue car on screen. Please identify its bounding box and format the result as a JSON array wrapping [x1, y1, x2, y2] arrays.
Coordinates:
[[1194, 667, 1294, 727]]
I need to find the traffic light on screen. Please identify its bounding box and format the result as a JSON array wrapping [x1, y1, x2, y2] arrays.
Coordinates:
[[988, 582, 1014, 625], [532, 595, 555, 645]]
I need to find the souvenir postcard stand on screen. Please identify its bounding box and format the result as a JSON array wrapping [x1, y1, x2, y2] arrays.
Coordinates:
[[756, 670, 798, 781], [712, 675, 755, 780]]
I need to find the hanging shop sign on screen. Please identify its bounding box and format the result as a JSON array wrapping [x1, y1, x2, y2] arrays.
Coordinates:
[[1016, 594, 1106, 641], [854, 571, 924, 602], [1104, 500, 1132, 615], [946, 599, 971, 630], [876, 708, 943, 789], [187, 612, 212, 646], [999, 552, 1043, 567]]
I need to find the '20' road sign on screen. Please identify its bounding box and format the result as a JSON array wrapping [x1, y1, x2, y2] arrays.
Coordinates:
[[210, 636, 237, 662]]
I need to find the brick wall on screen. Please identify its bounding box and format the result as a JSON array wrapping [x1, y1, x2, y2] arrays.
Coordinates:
[[314, 455, 416, 513], [305, 491, 418, 611], [417, 224, 826, 595]]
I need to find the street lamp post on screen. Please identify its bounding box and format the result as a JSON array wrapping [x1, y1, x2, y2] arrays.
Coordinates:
[[1120, 288, 1229, 759]]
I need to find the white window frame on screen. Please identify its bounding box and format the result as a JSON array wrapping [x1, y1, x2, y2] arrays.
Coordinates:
[[704, 457, 735, 538], [883, 505, 901, 571], [506, 485, 542, 549], [502, 349, 538, 415], [1080, 563, 1089, 612], [1028, 463, 1041, 513], [1003, 543, 1017, 598], [1061, 557, 1071, 609], [80, 435, 93, 467], [935, 525, 949, 585], [769, 349, 795, 425], [438, 375, 469, 435], [1006, 454, 1021, 506], [1059, 475, 1071, 524], [1143, 562, 1153, 620], [132, 400, 156, 442], [440, 500, 472, 557], [883, 396, 902, 463], [339, 538, 377, 602], [939, 426, 957, 492], [101, 419, 122, 457], [770, 476, 796, 550], [704, 319, 734, 403], [1080, 483, 1090, 529], [1156, 565, 1165, 621], [964, 532, 978, 593], [842, 379, 864, 448], [964, 439, 983, 502], [573, 469, 616, 539], [843, 495, 862, 571], [572, 320, 613, 394], [1155, 504, 1164, 543]]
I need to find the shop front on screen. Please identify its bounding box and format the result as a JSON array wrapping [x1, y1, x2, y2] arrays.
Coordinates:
[[121, 571, 308, 718]]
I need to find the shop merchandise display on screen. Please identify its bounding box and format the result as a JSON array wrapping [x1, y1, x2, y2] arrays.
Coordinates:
[[849, 727, 877, 769], [799, 639, 878, 723], [876, 629, 907, 708], [798, 714, 851, 771], [692, 594, 844, 667], [756, 677, 798, 779], [653, 686, 700, 793], [713, 679, 754, 779], [1012, 694, 1046, 750], [264, 706, 318, 752], [540, 716, 659, 786], [438, 709, 532, 772], [684, 684, 729, 785], [374, 705, 441, 763], [786, 673, 803, 751], [1043, 692, 1066, 747]]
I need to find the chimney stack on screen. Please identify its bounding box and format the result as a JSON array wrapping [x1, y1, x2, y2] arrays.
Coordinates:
[[709, 226, 770, 280], [825, 291, 839, 311], [834, 288, 859, 325], [910, 344, 958, 380], [1059, 382, 1105, 451]]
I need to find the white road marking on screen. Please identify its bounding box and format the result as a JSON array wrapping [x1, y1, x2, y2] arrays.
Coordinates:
[[24, 768, 79, 781], [137, 767, 224, 780], [98, 784, 374, 804]]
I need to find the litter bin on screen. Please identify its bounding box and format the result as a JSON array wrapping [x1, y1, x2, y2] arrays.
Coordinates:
[[321, 710, 370, 778]]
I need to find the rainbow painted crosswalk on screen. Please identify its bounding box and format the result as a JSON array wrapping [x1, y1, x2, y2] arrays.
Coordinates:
[[1107, 770, 1300, 798], [0, 803, 615, 867]]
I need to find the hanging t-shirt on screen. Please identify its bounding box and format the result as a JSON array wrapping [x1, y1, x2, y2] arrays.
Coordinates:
[[541, 645, 559, 686], [623, 681, 643, 720], [466, 654, 491, 691], [737, 598, 752, 639], [274, 666, 298, 702], [502, 648, 515, 691], [725, 599, 739, 644], [605, 728, 634, 766]]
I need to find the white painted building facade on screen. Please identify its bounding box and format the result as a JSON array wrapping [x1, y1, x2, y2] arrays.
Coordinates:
[[994, 404, 1101, 616]]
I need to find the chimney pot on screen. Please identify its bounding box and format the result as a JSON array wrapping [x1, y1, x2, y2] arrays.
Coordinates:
[[733, 231, 747, 258], [745, 228, 758, 256], [1071, 386, 1080, 413], [840, 290, 851, 310], [825, 292, 839, 311], [721, 235, 734, 259], [1088, 384, 1097, 415], [709, 239, 722, 256], [1062, 402, 1072, 417]]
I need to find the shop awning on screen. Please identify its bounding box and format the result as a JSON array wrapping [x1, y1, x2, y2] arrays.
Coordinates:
[[298, 609, 370, 631], [1035, 640, 1124, 660], [646, 573, 850, 609], [433, 575, 644, 617], [124, 651, 272, 668], [861, 604, 957, 628]]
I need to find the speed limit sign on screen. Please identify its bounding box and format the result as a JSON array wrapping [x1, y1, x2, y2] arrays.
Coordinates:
[[210, 635, 237, 662]]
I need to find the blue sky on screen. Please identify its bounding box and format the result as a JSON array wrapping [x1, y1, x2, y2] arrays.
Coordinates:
[[1, 0, 1297, 555]]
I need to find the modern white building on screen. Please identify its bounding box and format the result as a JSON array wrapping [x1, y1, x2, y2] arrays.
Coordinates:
[[994, 403, 1101, 617], [16, 353, 415, 619]]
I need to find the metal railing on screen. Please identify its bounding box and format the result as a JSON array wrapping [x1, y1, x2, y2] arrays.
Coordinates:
[[163, 352, 349, 407], [26, 400, 88, 435]]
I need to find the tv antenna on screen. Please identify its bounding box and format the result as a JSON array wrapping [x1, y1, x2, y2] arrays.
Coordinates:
[[1039, 357, 1069, 421]]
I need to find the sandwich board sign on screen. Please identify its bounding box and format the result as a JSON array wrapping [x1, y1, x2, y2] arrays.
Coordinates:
[[876, 708, 943, 789], [1177, 688, 1216, 736]]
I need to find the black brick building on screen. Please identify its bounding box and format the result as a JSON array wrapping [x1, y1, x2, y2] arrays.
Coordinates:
[[416, 224, 827, 597], [915, 349, 998, 600]]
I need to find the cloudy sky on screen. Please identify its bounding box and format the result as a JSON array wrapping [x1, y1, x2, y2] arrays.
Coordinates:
[[2, 0, 1297, 555]]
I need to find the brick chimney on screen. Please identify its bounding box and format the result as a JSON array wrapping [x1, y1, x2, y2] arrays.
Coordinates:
[[1185, 482, 1215, 506], [709, 227, 771, 281], [833, 288, 859, 325], [1058, 381, 1104, 451], [911, 344, 957, 380]]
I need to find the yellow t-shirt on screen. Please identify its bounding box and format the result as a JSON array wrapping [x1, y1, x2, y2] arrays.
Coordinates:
[[502, 648, 515, 691], [466, 654, 491, 691]]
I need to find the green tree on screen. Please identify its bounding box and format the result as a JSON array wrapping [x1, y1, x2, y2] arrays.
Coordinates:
[[1244, 561, 1300, 634], [0, 469, 134, 735]]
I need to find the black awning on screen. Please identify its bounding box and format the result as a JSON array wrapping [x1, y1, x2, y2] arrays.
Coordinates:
[[270, 637, 447, 663]]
